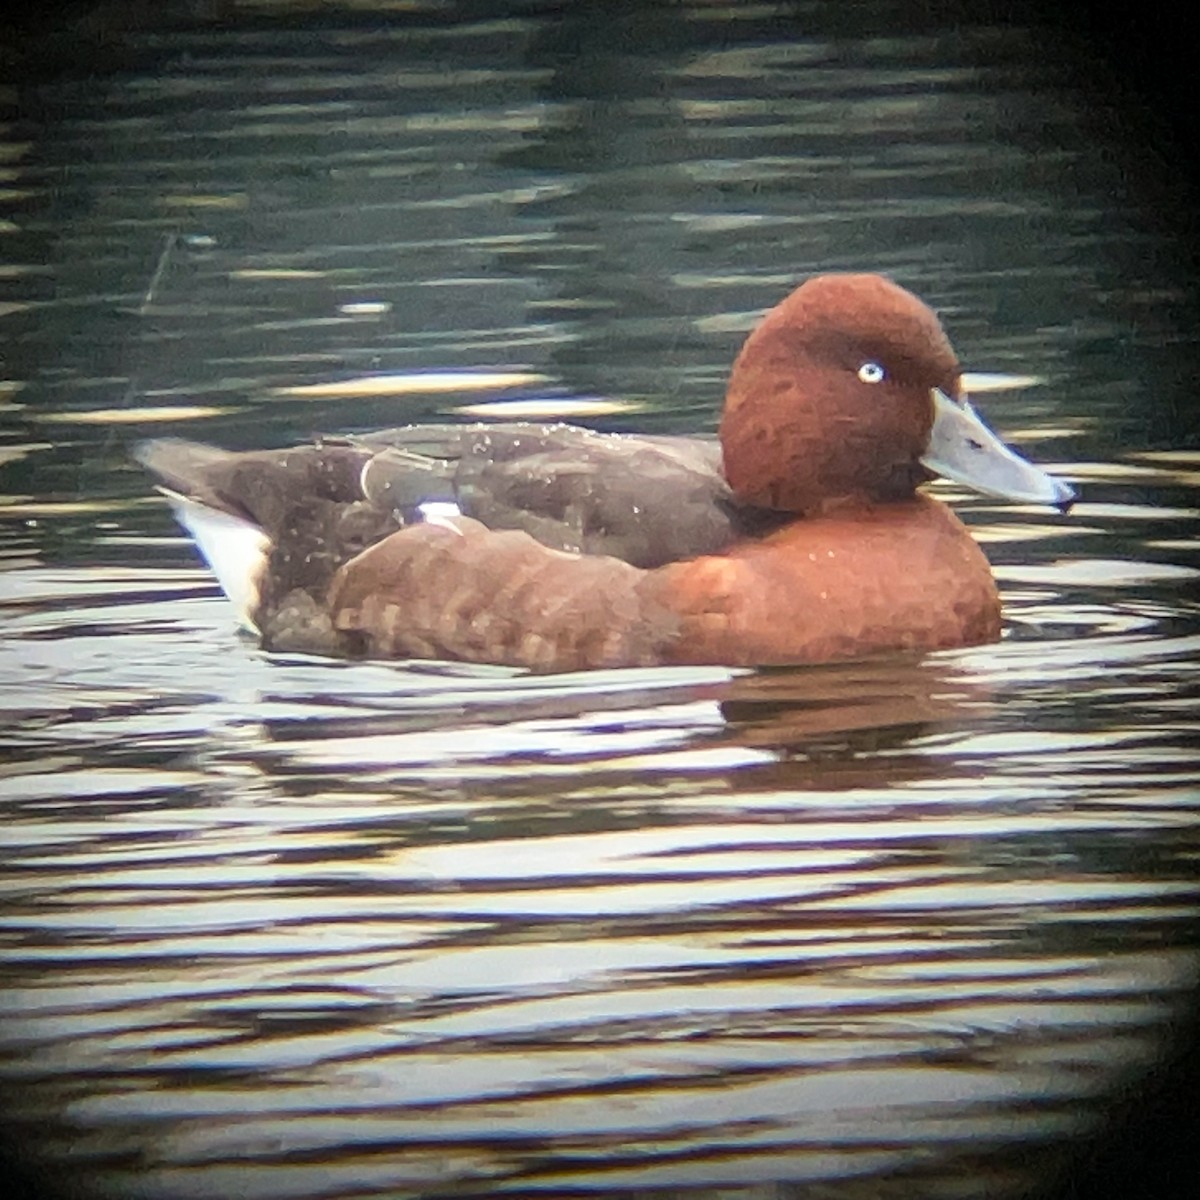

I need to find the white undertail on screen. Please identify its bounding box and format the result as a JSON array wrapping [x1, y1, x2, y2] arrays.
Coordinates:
[[161, 490, 269, 633]]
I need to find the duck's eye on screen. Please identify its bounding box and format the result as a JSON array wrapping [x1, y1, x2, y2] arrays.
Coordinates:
[[857, 362, 886, 384]]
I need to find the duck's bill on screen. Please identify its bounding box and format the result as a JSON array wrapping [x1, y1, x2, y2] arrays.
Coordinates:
[[921, 388, 1076, 511]]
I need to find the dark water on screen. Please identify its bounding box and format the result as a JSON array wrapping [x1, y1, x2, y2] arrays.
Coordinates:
[[2, 3, 1199, 1198]]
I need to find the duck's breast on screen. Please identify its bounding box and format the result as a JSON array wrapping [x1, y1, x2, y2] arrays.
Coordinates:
[[642, 496, 1001, 665]]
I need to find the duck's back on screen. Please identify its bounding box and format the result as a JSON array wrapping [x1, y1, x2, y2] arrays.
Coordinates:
[[357, 423, 784, 566]]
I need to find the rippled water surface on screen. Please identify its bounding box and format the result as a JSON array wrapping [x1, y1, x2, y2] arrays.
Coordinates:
[[3, 3, 1199, 1198]]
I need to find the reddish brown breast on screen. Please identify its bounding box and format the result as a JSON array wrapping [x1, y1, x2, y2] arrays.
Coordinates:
[[637, 495, 1000, 666]]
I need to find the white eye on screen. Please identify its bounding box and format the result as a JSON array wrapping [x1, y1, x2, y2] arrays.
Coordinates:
[[857, 362, 886, 384]]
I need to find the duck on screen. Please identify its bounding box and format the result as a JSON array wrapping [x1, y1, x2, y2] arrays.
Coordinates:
[[136, 273, 1075, 671]]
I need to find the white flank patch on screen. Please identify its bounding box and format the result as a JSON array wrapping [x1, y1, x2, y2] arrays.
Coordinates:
[[161, 491, 269, 632], [418, 500, 464, 522], [417, 500, 465, 533]]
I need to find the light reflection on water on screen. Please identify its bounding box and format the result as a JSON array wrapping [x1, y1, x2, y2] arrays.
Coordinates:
[[3, 4, 1200, 1199], [3, 553, 1198, 1196]]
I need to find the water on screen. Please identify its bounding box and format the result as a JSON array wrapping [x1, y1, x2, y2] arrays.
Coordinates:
[[2, 4, 1199, 1198]]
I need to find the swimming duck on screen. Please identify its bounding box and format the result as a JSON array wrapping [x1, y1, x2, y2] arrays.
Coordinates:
[[137, 273, 1075, 671]]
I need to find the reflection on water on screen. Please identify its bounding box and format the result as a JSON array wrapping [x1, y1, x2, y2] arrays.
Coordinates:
[[3, 3, 1200, 1198]]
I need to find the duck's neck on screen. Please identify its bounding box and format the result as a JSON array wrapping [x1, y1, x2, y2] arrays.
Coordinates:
[[719, 400, 927, 515]]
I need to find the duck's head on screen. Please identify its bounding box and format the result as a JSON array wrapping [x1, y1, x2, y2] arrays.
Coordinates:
[[719, 273, 1075, 514]]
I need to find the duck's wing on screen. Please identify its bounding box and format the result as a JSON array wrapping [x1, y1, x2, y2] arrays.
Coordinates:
[[135, 437, 379, 528], [355, 422, 784, 568]]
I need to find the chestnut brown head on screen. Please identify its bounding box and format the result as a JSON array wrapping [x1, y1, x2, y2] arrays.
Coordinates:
[[719, 274, 962, 513]]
